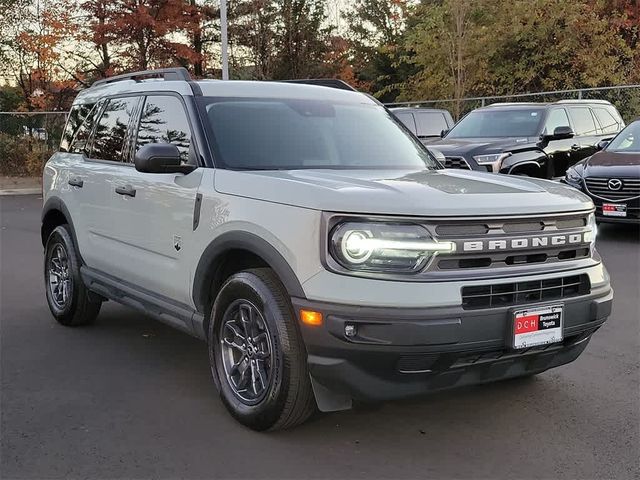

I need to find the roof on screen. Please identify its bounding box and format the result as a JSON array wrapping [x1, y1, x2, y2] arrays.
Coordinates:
[[389, 106, 451, 113], [486, 99, 613, 108], [75, 68, 372, 106]]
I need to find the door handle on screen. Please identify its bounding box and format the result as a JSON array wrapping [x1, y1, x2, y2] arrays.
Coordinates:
[[68, 177, 83, 188], [115, 185, 136, 197]]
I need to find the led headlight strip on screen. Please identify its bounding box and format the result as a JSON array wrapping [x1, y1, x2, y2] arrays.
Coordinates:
[[331, 221, 456, 273]]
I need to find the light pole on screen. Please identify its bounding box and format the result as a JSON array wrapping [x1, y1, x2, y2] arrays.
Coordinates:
[[220, 0, 229, 80]]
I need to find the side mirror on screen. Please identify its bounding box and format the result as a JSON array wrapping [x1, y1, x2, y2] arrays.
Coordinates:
[[541, 126, 574, 142], [596, 139, 610, 151], [134, 144, 194, 174], [440, 129, 449, 138], [553, 126, 574, 139]]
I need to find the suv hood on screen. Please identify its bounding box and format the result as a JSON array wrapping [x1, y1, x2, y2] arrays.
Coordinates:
[[215, 168, 592, 216], [429, 137, 539, 156]]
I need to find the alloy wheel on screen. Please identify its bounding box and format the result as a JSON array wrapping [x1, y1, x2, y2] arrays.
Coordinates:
[[219, 299, 274, 404], [48, 244, 72, 309]]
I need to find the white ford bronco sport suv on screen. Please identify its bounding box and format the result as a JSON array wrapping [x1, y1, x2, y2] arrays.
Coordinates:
[[42, 68, 612, 431]]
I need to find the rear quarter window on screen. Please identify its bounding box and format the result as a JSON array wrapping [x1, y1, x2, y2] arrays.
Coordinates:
[[593, 107, 622, 134], [59, 103, 96, 152]]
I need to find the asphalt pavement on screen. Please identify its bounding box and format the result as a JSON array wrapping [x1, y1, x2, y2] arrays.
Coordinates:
[[1, 194, 639, 479]]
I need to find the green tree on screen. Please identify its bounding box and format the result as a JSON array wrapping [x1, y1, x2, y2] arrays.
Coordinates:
[[401, 0, 487, 116], [481, 0, 633, 94], [343, 0, 415, 101]]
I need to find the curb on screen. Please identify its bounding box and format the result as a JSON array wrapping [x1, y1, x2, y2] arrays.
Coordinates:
[[0, 188, 42, 196]]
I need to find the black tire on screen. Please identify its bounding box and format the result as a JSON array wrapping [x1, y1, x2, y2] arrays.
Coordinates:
[[208, 268, 316, 431], [44, 225, 101, 326]]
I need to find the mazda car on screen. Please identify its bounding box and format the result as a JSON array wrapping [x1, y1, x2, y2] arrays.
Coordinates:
[[564, 119, 640, 223]]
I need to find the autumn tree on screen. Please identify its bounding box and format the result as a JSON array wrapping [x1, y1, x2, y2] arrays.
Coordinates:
[[100, 0, 202, 71], [2, 0, 78, 111]]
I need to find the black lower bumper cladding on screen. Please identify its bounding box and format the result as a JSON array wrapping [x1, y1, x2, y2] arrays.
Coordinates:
[[293, 285, 612, 407]]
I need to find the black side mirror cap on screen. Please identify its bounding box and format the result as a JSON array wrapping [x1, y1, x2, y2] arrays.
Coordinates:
[[134, 144, 195, 174], [596, 139, 610, 151], [440, 129, 449, 138], [542, 125, 574, 142]]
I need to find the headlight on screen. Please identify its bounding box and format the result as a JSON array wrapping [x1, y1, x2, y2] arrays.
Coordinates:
[[329, 222, 456, 274], [473, 153, 511, 172], [583, 213, 598, 248], [565, 167, 583, 184]]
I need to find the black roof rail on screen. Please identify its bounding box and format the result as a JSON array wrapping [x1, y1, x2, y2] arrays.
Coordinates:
[[280, 79, 358, 92], [92, 67, 192, 87]]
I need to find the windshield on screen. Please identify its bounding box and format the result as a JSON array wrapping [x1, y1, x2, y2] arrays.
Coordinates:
[[202, 97, 438, 170], [446, 108, 544, 138], [606, 121, 640, 153]]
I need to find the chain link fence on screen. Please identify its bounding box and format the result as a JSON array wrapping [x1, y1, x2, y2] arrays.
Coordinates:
[[385, 85, 640, 122], [0, 112, 68, 177]]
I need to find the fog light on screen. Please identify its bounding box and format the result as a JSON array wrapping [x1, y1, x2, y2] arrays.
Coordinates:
[[344, 324, 357, 338]]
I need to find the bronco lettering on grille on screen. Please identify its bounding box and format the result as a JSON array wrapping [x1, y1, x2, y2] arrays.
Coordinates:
[[461, 233, 587, 252]]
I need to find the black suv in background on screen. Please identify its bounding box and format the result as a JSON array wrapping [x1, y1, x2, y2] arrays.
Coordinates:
[[429, 100, 624, 178], [390, 107, 455, 145]]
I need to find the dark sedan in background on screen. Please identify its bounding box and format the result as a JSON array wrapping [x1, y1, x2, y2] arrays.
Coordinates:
[[564, 119, 640, 223], [429, 100, 624, 178]]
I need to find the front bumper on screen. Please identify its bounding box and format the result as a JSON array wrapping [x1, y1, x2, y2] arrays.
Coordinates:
[[293, 283, 612, 409]]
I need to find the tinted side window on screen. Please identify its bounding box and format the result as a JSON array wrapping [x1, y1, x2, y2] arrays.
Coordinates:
[[543, 108, 570, 134], [60, 103, 96, 152], [415, 112, 448, 137], [593, 107, 620, 134], [568, 107, 597, 136], [394, 112, 416, 135], [69, 102, 101, 154], [136, 96, 192, 164], [91, 97, 139, 162]]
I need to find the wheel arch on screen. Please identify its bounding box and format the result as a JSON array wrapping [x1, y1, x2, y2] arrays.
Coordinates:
[[192, 231, 306, 317], [506, 161, 544, 177], [41, 197, 79, 249]]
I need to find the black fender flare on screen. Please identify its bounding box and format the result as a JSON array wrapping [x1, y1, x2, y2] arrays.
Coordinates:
[[41, 196, 80, 251], [192, 231, 306, 313], [500, 150, 547, 176]]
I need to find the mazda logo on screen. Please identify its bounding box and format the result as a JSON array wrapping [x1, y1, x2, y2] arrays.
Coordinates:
[[607, 178, 623, 191]]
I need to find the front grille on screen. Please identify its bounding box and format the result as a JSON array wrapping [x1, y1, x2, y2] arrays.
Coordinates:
[[438, 247, 590, 270], [585, 177, 640, 201], [444, 156, 471, 170], [431, 212, 592, 272], [461, 274, 590, 309], [434, 215, 587, 237]]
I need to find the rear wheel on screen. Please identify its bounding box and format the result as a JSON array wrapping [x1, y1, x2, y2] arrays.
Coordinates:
[[208, 268, 316, 431], [44, 225, 101, 326]]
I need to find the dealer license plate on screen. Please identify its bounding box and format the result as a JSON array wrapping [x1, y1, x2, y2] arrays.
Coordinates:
[[602, 203, 627, 217], [512, 304, 563, 349]]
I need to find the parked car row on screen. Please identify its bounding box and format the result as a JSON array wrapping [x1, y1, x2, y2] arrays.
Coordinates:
[[390, 101, 638, 224]]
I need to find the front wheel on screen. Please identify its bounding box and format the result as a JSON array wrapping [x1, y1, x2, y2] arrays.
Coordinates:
[[44, 225, 101, 326], [208, 268, 315, 431]]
